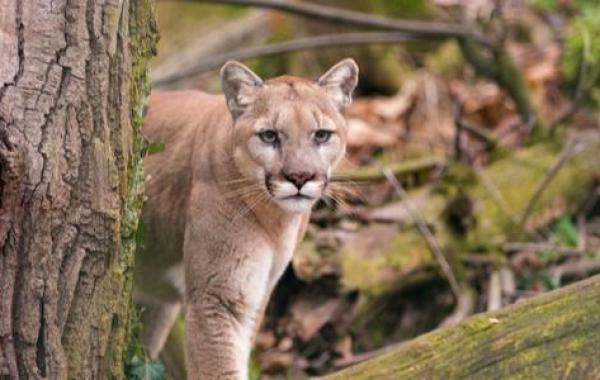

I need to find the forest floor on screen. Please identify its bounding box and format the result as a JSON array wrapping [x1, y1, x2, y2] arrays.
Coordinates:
[[149, 2, 600, 378], [254, 58, 600, 377]]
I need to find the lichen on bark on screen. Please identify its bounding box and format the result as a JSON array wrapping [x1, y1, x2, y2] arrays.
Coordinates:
[[0, 0, 157, 378], [324, 274, 600, 379]]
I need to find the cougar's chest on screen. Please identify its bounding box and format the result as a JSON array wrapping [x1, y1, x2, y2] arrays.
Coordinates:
[[268, 216, 302, 289]]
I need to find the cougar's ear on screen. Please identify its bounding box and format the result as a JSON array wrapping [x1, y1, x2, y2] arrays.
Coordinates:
[[221, 61, 263, 119], [318, 58, 359, 110]]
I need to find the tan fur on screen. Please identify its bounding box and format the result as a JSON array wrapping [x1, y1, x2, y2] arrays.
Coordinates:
[[134, 59, 358, 379]]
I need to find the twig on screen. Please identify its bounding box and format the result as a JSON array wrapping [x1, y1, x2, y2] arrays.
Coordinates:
[[186, 0, 492, 45], [548, 259, 600, 283], [153, 32, 416, 87], [458, 118, 499, 149], [462, 253, 505, 267], [383, 168, 461, 300], [439, 286, 475, 327], [503, 242, 585, 256], [500, 266, 516, 301], [577, 214, 588, 252], [549, 26, 591, 133], [333, 157, 444, 183], [518, 140, 586, 230], [333, 342, 404, 369], [453, 101, 498, 160], [487, 270, 502, 311], [472, 162, 518, 223]]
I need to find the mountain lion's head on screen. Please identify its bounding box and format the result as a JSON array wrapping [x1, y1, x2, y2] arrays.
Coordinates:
[[221, 59, 359, 213]]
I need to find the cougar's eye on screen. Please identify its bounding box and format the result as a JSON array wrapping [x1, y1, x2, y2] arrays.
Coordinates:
[[314, 129, 333, 144], [258, 130, 279, 145]]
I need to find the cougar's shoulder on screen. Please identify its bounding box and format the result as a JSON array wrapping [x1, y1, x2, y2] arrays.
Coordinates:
[[136, 91, 231, 301], [143, 91, 230, 213], [143, 90, 225, 143]]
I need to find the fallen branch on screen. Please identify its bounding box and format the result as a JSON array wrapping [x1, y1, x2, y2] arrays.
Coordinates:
[[153, 32, 416, 87], [383, 168, 461, 300], [503, 242, 585, 256], [323, 274, 600, 379], [548, 259, 600, 282], [486, 270, 502, 311], [170, 0, 535, 127], [332, 157, 444, 183], [333, 342, 403, 370], [186, 0, 491, 45]]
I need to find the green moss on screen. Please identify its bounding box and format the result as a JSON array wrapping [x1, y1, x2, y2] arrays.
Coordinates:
[[425, 40, 464, 77], [468, 142, 600, 246], [326, 275, 600, 379], [120, 0, 159, 376], [340, 227, 432, 296]]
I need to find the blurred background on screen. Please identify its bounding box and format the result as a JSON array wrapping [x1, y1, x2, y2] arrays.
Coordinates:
[[149, 0, 600, 378]]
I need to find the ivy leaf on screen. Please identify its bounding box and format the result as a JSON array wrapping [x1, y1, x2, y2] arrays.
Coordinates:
[[146, 142, 166, 155], [126, 355, 166, 380]]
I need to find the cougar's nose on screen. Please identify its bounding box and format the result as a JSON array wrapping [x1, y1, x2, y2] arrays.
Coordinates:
[[284, 171, 315, 189]]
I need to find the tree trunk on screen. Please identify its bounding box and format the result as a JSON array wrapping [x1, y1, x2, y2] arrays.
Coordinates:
[[0, 0, 157, 378], [323, 274, 600, 379]]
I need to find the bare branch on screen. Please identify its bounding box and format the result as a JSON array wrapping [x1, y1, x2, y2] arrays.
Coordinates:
[[383, 168, 461, 300], [472, 162, 520, 223], [153, 32, 416, 87], [503, 242, 585, 257], [518, 140, 587, 230], [487, 270, 502, 311], [182, 0, 492, 45], [333, 157, 444, 183]]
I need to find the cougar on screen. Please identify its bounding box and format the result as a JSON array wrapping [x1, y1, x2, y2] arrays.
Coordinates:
[[134, 58, 358, 378]]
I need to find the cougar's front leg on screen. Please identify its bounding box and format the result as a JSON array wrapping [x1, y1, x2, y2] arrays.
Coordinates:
[[184, 231, 272, 379]]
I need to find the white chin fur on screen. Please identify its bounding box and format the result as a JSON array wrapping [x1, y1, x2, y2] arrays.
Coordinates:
[[271, 180, 324, 199], [270, 179, 324, 212], [276, 197, 315, 213]]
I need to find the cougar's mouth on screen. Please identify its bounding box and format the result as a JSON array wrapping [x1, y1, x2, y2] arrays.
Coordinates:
[[282, 194, 314, 200]]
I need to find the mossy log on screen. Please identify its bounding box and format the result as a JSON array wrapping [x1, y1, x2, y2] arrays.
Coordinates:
[[295, 143, 598, 297], [323, 274, 600, 379]]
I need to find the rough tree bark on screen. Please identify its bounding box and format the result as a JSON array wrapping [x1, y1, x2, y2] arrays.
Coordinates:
[[0, 0, 157, 378], [323, 274, 600, 379]]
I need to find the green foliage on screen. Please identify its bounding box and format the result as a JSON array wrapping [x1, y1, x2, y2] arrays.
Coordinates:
[[425, 41, 464, 78], [563, 4, 600, 90], [528, 0, 558, 11], [126, 356, 166, 380], [249, 354, 261, 380], [371, 0, 432, 19], [517, 268, 560, 291], [125, 305, 167, 380], [551, 216, 578, 247], [145, 142, 166, 155]]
